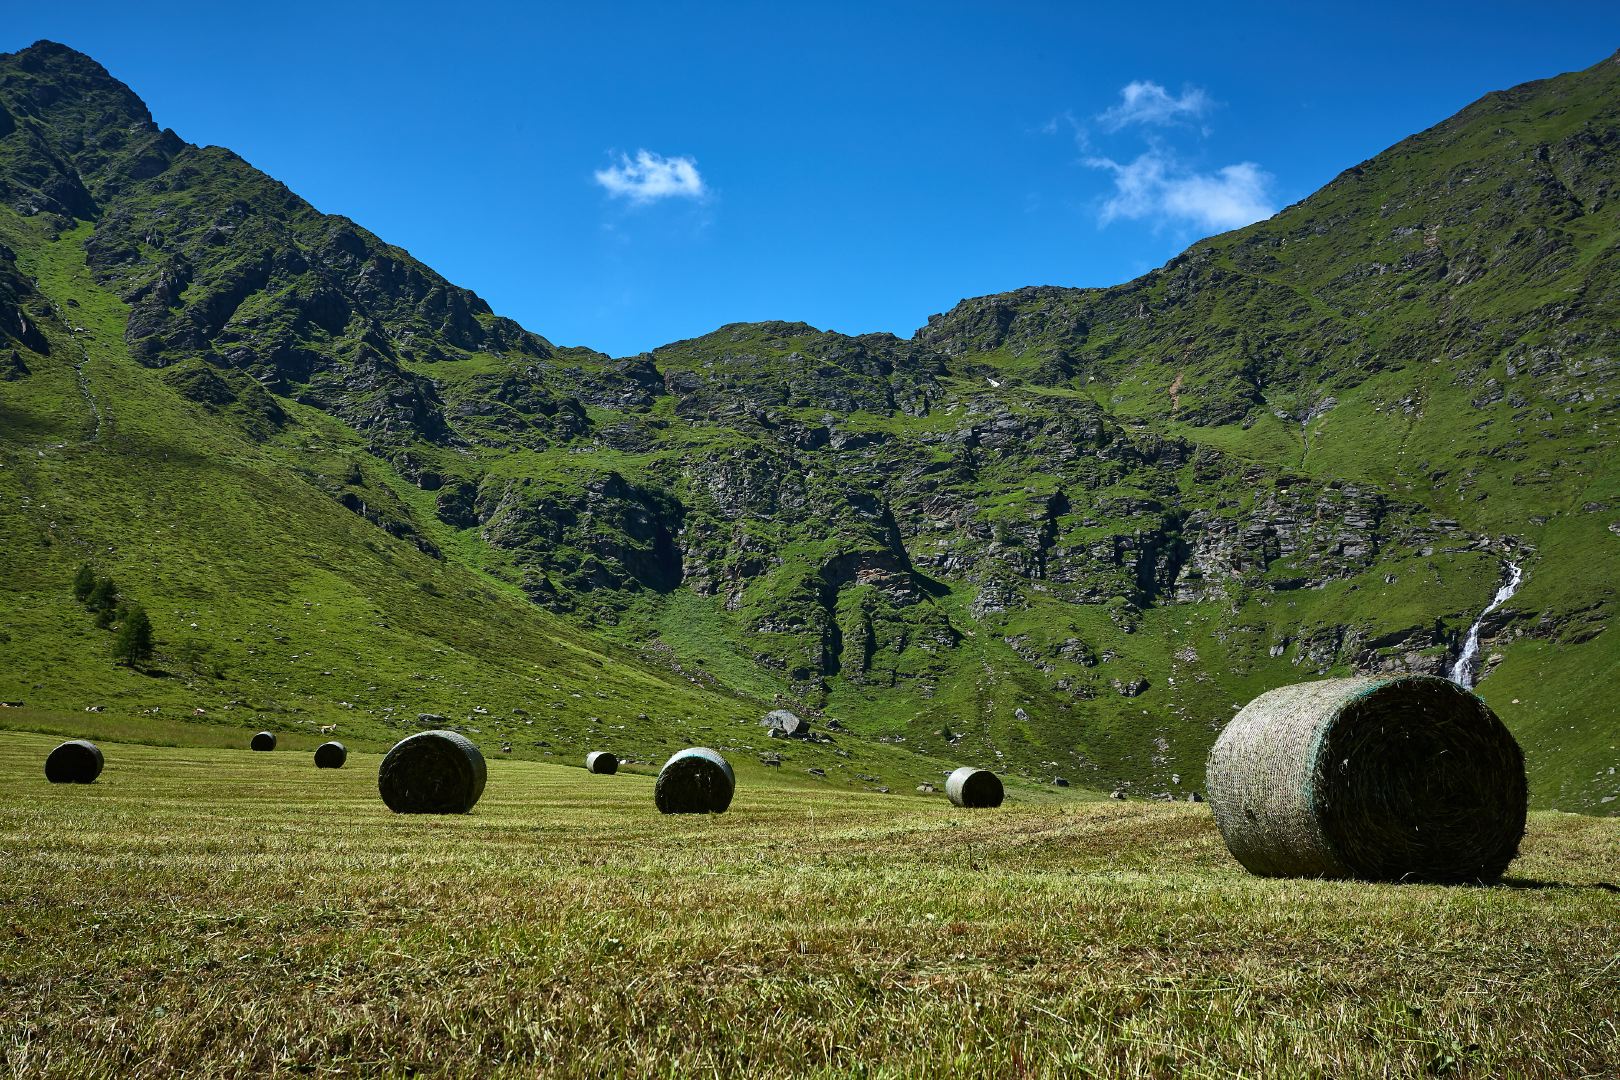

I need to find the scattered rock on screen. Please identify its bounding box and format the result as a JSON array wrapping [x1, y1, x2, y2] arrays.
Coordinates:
[[761, 709, 810, 738]]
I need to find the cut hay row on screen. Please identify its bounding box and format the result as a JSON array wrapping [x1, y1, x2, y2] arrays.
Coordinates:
[[30, 675, 1530, 894], [1206, 674, 1527, 883]]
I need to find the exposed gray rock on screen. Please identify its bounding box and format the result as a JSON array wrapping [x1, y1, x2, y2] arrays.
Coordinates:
[[761, 709, 810, 738]]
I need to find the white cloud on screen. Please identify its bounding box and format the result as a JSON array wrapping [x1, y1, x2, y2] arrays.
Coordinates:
[[1097, 80, 1211, 132], [1087, 149, 1274, 232], [594, 150, 706, 204]]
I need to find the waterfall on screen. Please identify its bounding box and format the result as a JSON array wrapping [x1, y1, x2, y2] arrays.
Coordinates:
[[1448, 561, 1523, 688]]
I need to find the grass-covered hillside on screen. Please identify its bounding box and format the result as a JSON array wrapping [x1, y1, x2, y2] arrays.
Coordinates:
[[0, 41, 1616, 808], [1, 732, 1617, 1077]]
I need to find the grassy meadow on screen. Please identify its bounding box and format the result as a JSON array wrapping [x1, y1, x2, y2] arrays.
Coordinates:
[[2, 729, 1617, 1078]]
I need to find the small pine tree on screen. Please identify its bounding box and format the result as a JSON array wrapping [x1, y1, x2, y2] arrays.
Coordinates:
[[72, 564, 96, 603], [86, 576, 118, 612], [113, 604, 154, 667]]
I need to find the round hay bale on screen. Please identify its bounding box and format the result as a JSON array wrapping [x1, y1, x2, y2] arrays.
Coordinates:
[[250, 731, 276, 752], [946, 766, 1004, 808], [44, 739, 103, 784], [1206, 675, 1526, 883], [314, 741, 348, 769], [654, 747, 734, 814], [378, 730, 486, 814], [586, 751, 619, 775]]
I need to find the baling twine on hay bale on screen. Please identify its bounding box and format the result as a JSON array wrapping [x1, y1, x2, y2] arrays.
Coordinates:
[[946, 766, 1004, 808], [378, 730, 486, 814], [655, 747, 734, 814], [250, 731, 276, 752], [314, 741, 348, 769], [1206, 674, 1527, 883], [45, 739, 104, 784], [586, 751, 619, 775]]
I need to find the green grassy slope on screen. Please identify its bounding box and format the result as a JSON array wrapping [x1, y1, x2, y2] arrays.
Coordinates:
[[1, 41, 1616, 809], [0, 215, 993, 797]]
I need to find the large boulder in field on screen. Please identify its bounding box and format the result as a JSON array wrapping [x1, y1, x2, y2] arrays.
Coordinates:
[[760, 709, 810, 739]]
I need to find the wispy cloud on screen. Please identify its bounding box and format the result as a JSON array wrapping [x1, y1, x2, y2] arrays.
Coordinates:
[[1097, 80, 1211, 132], [1037, 109, 1090, 151], [594, 150, 706, 204], [1087, 148, 1274, 232]]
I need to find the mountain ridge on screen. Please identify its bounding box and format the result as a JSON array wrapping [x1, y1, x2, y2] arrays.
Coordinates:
[[1, 40, 1616, 810]]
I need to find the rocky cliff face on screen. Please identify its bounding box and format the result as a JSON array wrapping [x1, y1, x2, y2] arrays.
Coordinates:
[[2, 40, 1616, 805]]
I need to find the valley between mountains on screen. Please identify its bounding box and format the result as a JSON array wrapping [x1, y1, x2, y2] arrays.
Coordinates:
[[1, 41, 1617, 810]]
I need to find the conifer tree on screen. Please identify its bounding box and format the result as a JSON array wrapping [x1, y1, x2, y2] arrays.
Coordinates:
[[113, 604, 154, 666], [72, 564, 96, 604], [87, 577, 119, 626]]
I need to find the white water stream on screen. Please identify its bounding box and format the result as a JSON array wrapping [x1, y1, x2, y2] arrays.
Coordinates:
[[1448, 561, 1522, 688]]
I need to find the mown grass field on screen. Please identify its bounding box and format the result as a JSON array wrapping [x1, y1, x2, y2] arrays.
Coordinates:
[[2, 730, 1617, 1079]]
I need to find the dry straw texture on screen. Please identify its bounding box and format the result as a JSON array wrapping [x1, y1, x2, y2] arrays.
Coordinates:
[[250, 731, 276, 752], [378, 730, 487, 814], [946, 766, 1004, 808], [654, 747, 734, 814], [586, 751, 619, 775], [43, 740, 103, 784], [313, 741, 347, 769], [1206, 675, 1527, 883]]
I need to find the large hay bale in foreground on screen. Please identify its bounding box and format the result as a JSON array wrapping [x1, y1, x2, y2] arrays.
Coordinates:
[[1206, 675, 1527, 883], [44, 739, 103, 784], [586, 751, 619, 775], [250, 731, 276, 752], [378, 730, 486, 814], [314, 741, 348, 769], [655, 747, 734, 814], [946, 766, 1004, 808]]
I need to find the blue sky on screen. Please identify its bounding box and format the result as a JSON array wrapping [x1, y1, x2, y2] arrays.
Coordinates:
[[9, 2, 1620, 356]]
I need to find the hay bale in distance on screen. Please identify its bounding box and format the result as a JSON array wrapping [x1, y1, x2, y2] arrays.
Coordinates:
[[655, 747, 734, 814], [250, 731, 276, 752], [946, 766, 1004, 808], [44, 739, 103, 784], [586, 751, 619, 775], [1206, 674, 1527, 883], [314, 741, 348, 769], [378, 730, 486, 814]]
